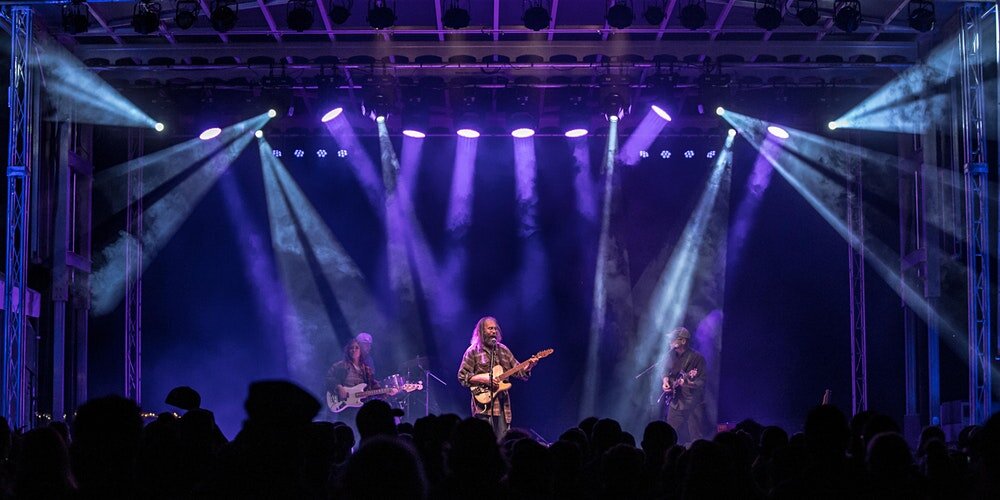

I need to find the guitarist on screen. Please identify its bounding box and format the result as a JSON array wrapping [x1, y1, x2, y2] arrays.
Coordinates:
[[661, 327, 706, 444], [457, 316, 538, 438], [325, 338, 398, 424]]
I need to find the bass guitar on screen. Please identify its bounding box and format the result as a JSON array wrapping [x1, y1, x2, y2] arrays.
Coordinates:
[[471, 348, 553, 404], [326, 381, 423, 413]]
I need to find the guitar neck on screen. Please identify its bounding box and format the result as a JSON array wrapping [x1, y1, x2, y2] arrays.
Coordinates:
[[357, 387, 394, 398], [496, 359, 533, 382]]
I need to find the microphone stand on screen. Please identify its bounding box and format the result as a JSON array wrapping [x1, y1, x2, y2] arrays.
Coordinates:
[[634, 362, 658, 379], [424, 368, 446, 417], [488, 342, 497, 435]]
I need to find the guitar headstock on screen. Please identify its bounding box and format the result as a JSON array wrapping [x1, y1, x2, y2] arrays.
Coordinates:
[[534, 348, 554, 359]]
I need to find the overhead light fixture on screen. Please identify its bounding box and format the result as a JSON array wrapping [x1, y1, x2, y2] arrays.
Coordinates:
[[402, 94, 429, 138], [362, 75, 397, 120], [287, 0, 314, 31], [509, 112, 537, 138], [599, 75, 631, 121], [753, 0, 782, 31], [679, 0, 707, 30], [833, 0, 861, 33], [262, 74, 295, 117], [210, 0, 238, 32], [767, 125, 789, 139], [132, 0, 161, 34], [199, 127, 222, 140], [62, 1, 90, 34], [796, 0, 819, 26], [650, 104, 672, 121], [561, 92, 590, 138], [367, 0, 396, 29], [523, 0, 551, 31], [328, 0, 352, 24], [442, 0, 471, 29], [907, 0, 934, 33], [174, 0, 198, 29], [643, 1, 666, 24], [606, 1, 634, 29]]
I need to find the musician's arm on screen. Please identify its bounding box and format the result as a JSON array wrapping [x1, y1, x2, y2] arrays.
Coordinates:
[[457, 348, 479, 388], [507, 347, 532, 380]]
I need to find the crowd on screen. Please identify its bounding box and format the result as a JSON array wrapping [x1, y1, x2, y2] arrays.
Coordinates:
[[0, 379, 997, 499]]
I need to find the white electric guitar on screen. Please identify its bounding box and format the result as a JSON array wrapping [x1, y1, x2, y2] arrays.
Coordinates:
[[471, 348, 554, 404], [326, 382, 423, 413]]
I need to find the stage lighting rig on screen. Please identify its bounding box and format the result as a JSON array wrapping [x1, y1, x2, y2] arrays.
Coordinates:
[[287, 0, 315, 31], [262, 73, 295, 117], [679, 0, 706, 30], [328, 0, 352, 24], [606, 1, 634, 29], [599, 75, 632, 121], [210, 0, 238, 32], [523, 0, 551, 31], [174, 0, 198, 29], [643, 0, 666, 24], [833, 0, 861, 33], [753, 0, 782, 31], [132, 0, 161, 34], [907, 0, 934, 33], [367, 0, 396, 29], [362, 75, 397, 120], [442, 0, 471, 29], [62, 0, 90, 34], [795, 0, 819, 26]]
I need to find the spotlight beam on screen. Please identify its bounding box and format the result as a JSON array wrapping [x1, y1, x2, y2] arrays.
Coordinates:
[[616, 137, 733, 430], [580, 115, 619, 419], [513, 137, 538, 236], [91, 122, 261, 315], [446, 137, 479, 233], [260, 140, 339, 389], [572, 137, 598, 223], [619, 108, 671, 165], [322, 113, 387, 212]]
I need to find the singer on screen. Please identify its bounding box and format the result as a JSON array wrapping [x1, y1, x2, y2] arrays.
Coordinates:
[[457, 316, 536, 437]]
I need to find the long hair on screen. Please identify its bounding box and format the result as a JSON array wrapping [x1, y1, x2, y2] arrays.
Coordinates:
[[469, 316, 502, 350], [343, 339, 369, 366]]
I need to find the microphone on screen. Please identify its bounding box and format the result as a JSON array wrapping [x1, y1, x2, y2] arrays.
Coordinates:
[[487, 337, 497, 347]]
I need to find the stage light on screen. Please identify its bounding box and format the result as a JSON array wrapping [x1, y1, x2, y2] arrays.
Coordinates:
[[565, 128, 589, 138], [706, 150, 716, 158], [651, 104, 672, 121], [599, 75, 631, 120], [796, 0, 819, 25], [455, 110, 481, 138], [753, 0, 782, 30], [376, 115, 386, 123], [254, 130, 264, 138], [643, 2, 665, 24], [639, 150, 649, 158], [907, 0, 934, 33], [834, 0, 861, 33], [154, 122, 165, 132], [273, 149, 283, 157], [442, 0, 470, 29], [523, 2, 551, 31], [199, 127, 222, 140], [767, 125, 790, 139], [716, 106, 725, 116], [294, 149, 305, 158], [287, 0, 314, 31], [320, 107, 344, 123], [362, 75, 397, 121], [62, 1, 90, 34], [337, 149, 348, 157], [132, 0, 162, 34], [174, 0, 198, 29], [210, 0, 238, 32], [660, 150, 671, 159], [509, 110, 538, 138], [684, 149, 694, 158], [457, 128, 481, 138], [328, 0, 351, 24], [367, 0, 396, 29], [317, 149, 328, 158], [403, 129, 426, 138], [268, 109, 278, 118], [511, 128, 535, 138], [828, 120, 844, 130], [679, 0, 707, 30], [609, 115, 619, 123], [728, 128, 737, 137], [607, 1, 634, 29]]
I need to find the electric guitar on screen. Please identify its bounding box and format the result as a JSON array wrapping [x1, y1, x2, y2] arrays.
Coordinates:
[[660, 368, 699, 404], [471, 348, 553, 404], [326, 381, 423, 413]]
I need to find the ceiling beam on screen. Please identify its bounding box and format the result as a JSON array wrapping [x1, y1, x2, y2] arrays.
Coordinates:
[[313, 0, 338, 42], [868, 0, 910, 42], [85, 3, 125, 45], [433, 0, 444, 42], [547, 0, 559, 42], [654, 0, 680, 41], [492, 0, 499, 41], [709, 0, 738, 41], [256, 0, 284, 42]]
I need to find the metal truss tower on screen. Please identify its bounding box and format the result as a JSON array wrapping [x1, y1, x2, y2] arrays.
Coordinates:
[[846, 135, 868, 415], [959, 4, 992, 425], [125, 130, 143, 405], [3, 6, 34, 429]]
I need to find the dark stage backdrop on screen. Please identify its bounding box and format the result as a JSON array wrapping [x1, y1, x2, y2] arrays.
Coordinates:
[[88, 129, 905, 440]]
